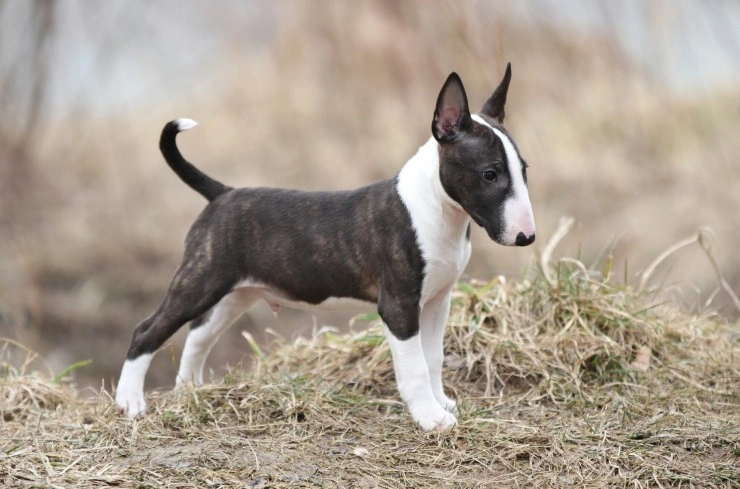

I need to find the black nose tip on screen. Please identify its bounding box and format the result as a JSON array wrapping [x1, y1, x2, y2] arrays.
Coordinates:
[[515, 232, 535, 246]]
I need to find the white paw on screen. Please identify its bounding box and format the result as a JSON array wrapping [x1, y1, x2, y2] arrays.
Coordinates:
[[431, 387, 458, 414], [116, 354, 153, 419], [115, 389, 147, 419], [411, 405, 458, 431], [175, 372, 203, 389], [176, 352, 205, 388], [439, 396, 458, 415]]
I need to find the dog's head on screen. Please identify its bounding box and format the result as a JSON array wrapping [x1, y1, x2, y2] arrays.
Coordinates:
[[432, 64, 535, 247]]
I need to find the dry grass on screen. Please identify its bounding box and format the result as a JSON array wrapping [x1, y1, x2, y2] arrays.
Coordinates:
[[2, 238, 738, 488], [1, 2, 739, 392]]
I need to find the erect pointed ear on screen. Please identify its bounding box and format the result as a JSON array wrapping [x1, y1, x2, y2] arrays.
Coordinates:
[[432, 72, 472, 143], [480, 62, 512, 124]]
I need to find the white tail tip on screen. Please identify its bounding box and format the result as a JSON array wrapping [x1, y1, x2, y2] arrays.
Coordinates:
[[175, 118, 198, 131]]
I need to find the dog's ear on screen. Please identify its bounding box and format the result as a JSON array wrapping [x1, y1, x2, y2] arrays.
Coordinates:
[[480, 62, 512, 124], [432, 72, 472, 143]]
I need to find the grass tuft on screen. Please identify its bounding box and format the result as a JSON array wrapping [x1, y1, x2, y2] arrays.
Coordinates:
[[1, 248, 738, 487]]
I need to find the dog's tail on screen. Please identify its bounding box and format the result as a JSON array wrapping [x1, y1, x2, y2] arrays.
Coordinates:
[[159, 119, 232, 202]]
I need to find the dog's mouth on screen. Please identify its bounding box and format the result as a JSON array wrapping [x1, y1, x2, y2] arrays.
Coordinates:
[[468, 214, 508, 246], [469, 210, 535, 247], [485, 227, 511, 247], [473, 217, 530, 247]]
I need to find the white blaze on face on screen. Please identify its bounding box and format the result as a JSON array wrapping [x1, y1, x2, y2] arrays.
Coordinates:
[[471, 114, 535, 245]]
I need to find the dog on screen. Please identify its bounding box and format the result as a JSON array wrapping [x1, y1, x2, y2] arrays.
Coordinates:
[[115, 64, 535, 431]]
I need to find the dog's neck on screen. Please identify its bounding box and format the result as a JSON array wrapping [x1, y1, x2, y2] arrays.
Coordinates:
[[396, 137, 471, 252]]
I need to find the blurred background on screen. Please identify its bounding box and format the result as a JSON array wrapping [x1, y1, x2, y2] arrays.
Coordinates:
[[1, 0, 738, 392]]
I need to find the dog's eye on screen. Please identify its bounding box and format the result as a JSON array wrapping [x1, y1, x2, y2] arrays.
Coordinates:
[[482, 170, 497, 182]]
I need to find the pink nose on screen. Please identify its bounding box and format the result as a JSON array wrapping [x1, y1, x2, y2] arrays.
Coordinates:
[[515, 232, 535, 246]]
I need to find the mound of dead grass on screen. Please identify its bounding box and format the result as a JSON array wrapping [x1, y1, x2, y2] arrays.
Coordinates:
[[1, 237, 738, 487]]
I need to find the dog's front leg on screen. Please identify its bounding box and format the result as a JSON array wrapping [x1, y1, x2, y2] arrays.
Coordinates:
[[419, 291, 457, 414], [383, 326, 457, 430], [380, 296, 457, 431]]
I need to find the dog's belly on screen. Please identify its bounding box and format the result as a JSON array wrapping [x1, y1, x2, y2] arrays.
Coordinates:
[[233, 279, 376, 313], [264, 293, 376, 313]]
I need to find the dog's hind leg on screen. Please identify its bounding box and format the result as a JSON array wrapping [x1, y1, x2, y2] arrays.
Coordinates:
[[176, 288, 259, 387], [115, 259, 234, 418]]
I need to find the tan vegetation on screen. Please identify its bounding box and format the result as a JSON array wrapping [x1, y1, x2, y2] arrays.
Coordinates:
[[1, 2, 738, 390], [2, 243, 738, 487]]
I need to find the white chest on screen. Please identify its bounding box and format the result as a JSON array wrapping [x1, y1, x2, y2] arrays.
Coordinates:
[[420, 234, 471, 304], [395, 138, 472, 305]]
